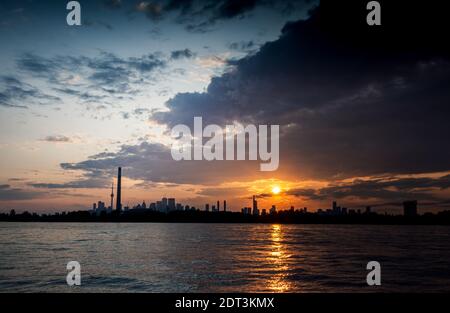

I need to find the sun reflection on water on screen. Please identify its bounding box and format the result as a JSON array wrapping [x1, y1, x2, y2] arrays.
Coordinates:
[[266, 224, 292, 292]]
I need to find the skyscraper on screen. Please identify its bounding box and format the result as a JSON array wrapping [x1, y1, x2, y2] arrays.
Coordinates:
[[116, 167, 122, 212], [252, 195, 258, 211], [217, 200, 220, 212], [110, 182, 114, 211], [162, 197, 168, 212], [223, 200, 227, 212], [168, 198, 176, 211]]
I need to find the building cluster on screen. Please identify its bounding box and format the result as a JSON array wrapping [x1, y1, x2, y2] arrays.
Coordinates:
[[91, 167, 232, 216], [240, 196, 279, 216], [91, 168, 420, 217]]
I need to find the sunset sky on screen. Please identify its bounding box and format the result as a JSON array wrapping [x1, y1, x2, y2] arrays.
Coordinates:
[[1, 0, 449, 214]]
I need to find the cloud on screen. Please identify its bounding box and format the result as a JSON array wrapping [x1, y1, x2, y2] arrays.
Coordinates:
[[28, 178, 108, 189], [136, 1, 164, 20], [0, 185, 45, 201], [228, 40, 257, 52], [58, 141, 269, 185], [154, 3, 450, 180], [15, 52, 167, 103], [286, 175, 450, 204], [120, 112, 130, 119], [171, 49, 196, 60], [40, 135, 71, 143], [132, 0, 317, 32], [0, 75, 60, 108], [215, 0, 258, 19]]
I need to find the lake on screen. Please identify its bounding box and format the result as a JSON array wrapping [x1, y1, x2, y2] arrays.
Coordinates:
[[0, 223, 449, 292]]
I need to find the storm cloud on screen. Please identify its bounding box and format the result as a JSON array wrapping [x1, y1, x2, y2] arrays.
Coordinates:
[[154, 3, 450, 179]]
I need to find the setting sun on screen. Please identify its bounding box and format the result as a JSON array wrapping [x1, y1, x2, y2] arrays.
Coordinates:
[[271, 186, 281, 195]]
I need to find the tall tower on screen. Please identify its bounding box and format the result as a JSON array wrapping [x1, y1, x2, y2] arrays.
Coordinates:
[[252, 195, 258, 211], [217, 200, 220, 212], [110, 182, 114, 210], [116, 167, 122, 212], [224, 200, 227, 212]]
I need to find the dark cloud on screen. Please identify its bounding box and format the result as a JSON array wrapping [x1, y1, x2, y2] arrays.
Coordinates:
[[16, 53, 58, 78], [28, 178, 108, 189], [154, 3, 450, 179], [15, 52, 166, 102], [0, 185, 45, 201], [0, 75, 60, 108], [228, 40, 257, 52], [165, 0, 195, 14], [52, 87, 106, 103], [287, 175, 450, 204], [170, 49, 196, 60], [133, 0, 316, 32], [215, 0, 258, 19], [59, 141, 270, 185]]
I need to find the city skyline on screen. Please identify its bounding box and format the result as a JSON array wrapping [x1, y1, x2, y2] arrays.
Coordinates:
[[1, 1, 450, 214], [15, 166, 430, 217]]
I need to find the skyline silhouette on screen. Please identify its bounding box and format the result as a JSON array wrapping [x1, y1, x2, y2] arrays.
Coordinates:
[[1, 1, 450, 214]]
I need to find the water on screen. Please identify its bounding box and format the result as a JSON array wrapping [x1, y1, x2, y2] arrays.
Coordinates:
[[0, 222, 449, 292]]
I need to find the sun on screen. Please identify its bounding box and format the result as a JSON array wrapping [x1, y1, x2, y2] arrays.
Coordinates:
[[271, 186, 281, 195]]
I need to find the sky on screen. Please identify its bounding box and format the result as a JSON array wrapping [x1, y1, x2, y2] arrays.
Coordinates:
[[0, 0, 449, 214]]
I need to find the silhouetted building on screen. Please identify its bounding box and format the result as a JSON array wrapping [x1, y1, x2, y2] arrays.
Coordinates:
[[110, 182, 114, 211], [252, 195, 258, 212], [162, 197, 168, 212], [217, 200, 220, 211], [168, 198, 176, 211], [116, 167, 122, 212], [403, 200, 418, 216], [205, 204, 210, 212], [270, 205, 276, 214], [97, 201, 105, 210], [223, 200, 227, 212]]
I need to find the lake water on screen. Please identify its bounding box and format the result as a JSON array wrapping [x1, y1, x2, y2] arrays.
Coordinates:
[[0, 223, 449, 292]]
